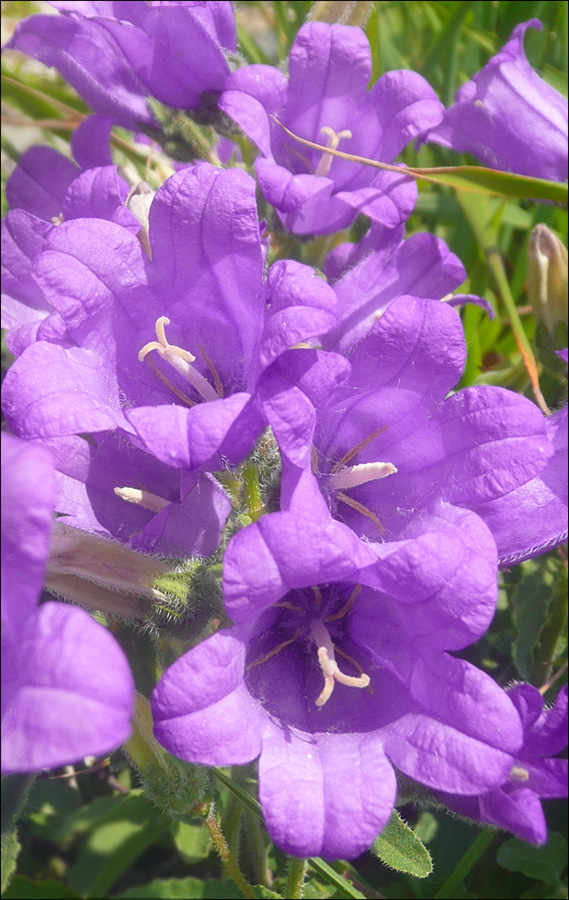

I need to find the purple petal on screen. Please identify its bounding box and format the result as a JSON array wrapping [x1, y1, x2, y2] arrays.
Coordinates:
[[6, 146, 78, 219], [327, 233, 467, 354], [1, 434, 54, 622], [152, 626, 263, 765], [70, 113, 114, 168], [125, 393, 264, 472], [61, 165, 138, 231], [425, 20, 568, 181], [148, 166, 265, 384], [2, 601, 134, 773], [378, 654, 523, 793], [470, 405, 567, 566], [259, 722, 396, 859], [7, 13, 154, 128]]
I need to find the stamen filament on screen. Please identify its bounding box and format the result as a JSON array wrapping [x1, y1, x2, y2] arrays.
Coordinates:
[[315, 126, 353, 178], [145, 354, 197, 407], [326, 584, 361, 622], [139, 316, 220, 403], [336, 490, 385, 534], [114, 486, 169, 513], [246, 629, 301, 671], [312, 585, 322, 609], [331, 426, 388, 473], [274, 601, 303, 612]]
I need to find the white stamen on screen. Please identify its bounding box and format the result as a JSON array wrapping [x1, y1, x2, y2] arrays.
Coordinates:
[[114, 486, 170, 514], [509, 765, 530, 783], [330, 461, 397, 490], [314, 126, 352, 178], [138, 316, 219, 403], [310, 619, 370, 707]]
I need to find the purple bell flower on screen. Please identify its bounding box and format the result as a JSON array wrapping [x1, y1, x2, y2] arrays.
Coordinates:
[[220, 22, 444, 235], [5, 1, 236, 130], [1, 433, 134, 773], [260, 290, 566, 568], [2, 164, 338, 477], [424, 20, 568, 181], [152, 479, 524, 859], [437, 683, 568, 844]]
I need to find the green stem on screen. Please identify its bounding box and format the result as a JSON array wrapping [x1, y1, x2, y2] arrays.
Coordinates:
[[243, 463, 264, 521], [284, 857, 307, 899], [434, 827, 495, 899], [1, 774, 36, 836], [205, 808, 257, 900]]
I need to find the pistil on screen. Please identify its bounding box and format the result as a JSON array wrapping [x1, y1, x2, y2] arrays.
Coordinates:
[[114, 486, 170, 514], [330, 461, 397, 490], [310, 619, 370, 707], [139, 316, 220, 403], [315, 126, 353, 178]]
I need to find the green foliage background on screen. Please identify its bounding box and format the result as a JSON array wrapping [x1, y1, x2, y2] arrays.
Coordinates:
[[1, 1, 567, 898]]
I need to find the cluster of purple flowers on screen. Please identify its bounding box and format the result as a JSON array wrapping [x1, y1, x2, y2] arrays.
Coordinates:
[[2, 2, 567, 862]]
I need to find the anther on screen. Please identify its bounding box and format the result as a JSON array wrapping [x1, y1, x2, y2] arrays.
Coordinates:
[[139, 317, 220, 403], [509, 765, 530, 783], [315, 126, 353, 178], [114, 486, 170, 514], [331, 462, 397, 490]]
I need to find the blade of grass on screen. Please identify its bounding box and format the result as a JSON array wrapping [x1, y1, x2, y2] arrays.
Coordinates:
[[270, 119, 568, 203]]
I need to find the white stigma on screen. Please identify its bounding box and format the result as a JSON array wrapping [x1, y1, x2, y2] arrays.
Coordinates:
[[310, 619, 370, 708], [330, 461, 397, 490], [138, 316, 219, 403], [314, 126, 353, 178]]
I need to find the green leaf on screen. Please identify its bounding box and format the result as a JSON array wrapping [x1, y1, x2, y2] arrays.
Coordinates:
[[67, 794, 168, 898], [112, 878, 244, 899], [0, 831, 20, 896], [496, 833, 568, 884], [172, 821, 211, 863], [2, 876, 79, 899], [371, 810, 433, 878]]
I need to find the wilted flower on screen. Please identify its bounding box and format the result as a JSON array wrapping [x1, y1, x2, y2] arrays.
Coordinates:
[[5, 1, 236, 131], [152, 479, 524, 859], [424, 19, 568, 181], [1, 433, 134, 773], [437, 683, 568, 844], [220, 21, 444, 234]]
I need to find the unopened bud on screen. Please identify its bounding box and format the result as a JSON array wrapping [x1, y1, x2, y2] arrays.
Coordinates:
[[528, 224, 568, 334], [45, 521, 167, 618], [126, 182, 155, 258]]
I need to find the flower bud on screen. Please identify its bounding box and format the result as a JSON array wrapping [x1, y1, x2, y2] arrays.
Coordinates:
[[45, 521, 167, 618], [528, 224, 568, 335]]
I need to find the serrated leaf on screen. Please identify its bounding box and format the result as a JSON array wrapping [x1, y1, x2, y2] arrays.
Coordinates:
[[112, 877, 244, 899], [2, 876, 79, 899], [497, 832, 568, 884], [371, 810, 433, 878]]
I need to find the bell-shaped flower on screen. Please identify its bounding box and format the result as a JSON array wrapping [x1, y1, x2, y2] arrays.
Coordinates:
[[152, 480, 524, 859], [424, 20, 568, 181], [1, 433, 134, 773], [260, 289, 566, 568], [436, 683, 568, 844], [5, 1, 236, 130], [220, 21, 444, 235], [2, 163, 338, 478]]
